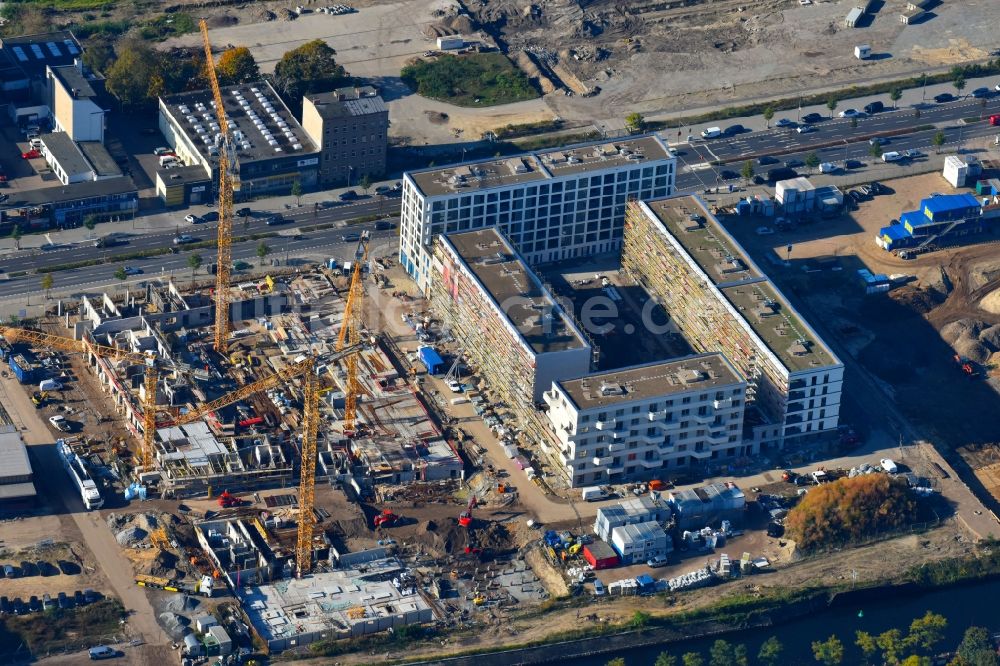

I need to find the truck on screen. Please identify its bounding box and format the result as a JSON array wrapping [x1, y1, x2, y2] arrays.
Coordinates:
[[581, 486, 608, 502], [57, 439, 103, 510], [135, 573, 215, 597]]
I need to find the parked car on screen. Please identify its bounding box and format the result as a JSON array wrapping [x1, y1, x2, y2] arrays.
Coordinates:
[[784, 158, 805, 168], [2, 564, 15, 577], [57, 591, 71, 609], [21, 149, 40, 159], [37, 560, 57, 576], [0, 597, 11, 615], [838, 108, 864, 118], [723, 124, 746, 136], [647, 555, 669, 568], [202, 211, 219, 222], [11, 598, 26, 615], [153, 147, 172, 156], [774, 118, 796, 128], [880, 458, 899, 474], [89, 646, 116, 660], [28, 596, 41, 613], [49, 415, 71, 432], [767, 167, 798, 182], [972, 87, 991, 98], [184, 214, 200, 224], [796, 125, 817, 134], [374, 185, 392, 195], [755, 226, 774, 235], [58, 560, 81, 575], [819, 162, 837, 174], [700, 126, 722, 139], [592, 579, 606, 596], [868, 181, 884, 195], [933, 93, 956, 103], [863, 101, 885, 114], [446, 379, 463, 392], [236, 207, 252, 217], [339, 190, 359, 201], [844, 159, 864, 169], [881, 151, 903, 162], [374, 220, 394, 231], [83, 589, 98, 603], [801, 112, 824, 123], [42, 593, 55, 611], [718, 170, 739, 180], [74, 590, 86, 606], [757, 155, 779, 165]]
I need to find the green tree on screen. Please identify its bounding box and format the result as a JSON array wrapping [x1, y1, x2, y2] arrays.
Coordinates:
[[359, 173, 372, 194], [805, 151, 820, 171], [901, 657, 931, 666], [82, 37, 115, 75], [740, 160, 755, 187], [605, 659, 625, 666], [188, 252, 203, 281], [654, 653, 678, 666], [877, 629, 905, 665], [869, 139, 883, 160], [256, 241, 271, 266], [856, 631, 879, 665], [625, 112, 646, 134], [83, 215, 98, 231], [682, 654, 704, 666], [890, 87, 902, 109], [273, 39, 347, 100], [114, 266, 128, 284], [812, 635, 844, 665], [215, 47, 260, 85], [955, 626, 999, 666], [40, 273, 53, 299], [953, 75, 966, 96], [763, 106, 775, 128], [733, 645, 748, 666], [10, 224, 21, 251], [826, 98, 838, 115], [758, 637, 784, 666], [630, 610, 650, 628], [907, 611, 947, 652], [105, 39, 162, 108], [932, 131, 946, 153], [291, 179, 303, 205], [709, 640, 735, 666]]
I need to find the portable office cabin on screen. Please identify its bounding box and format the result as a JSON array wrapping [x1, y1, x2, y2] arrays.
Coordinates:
[[418, 346, 444, 374], [583, 540, 620, 569]]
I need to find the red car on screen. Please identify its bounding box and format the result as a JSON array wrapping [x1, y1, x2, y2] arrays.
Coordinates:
[[21, 149, 40, 159]]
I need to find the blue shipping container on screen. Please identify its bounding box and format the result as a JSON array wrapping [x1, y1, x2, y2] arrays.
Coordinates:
[[9, 355, 34, 383], [418, 346, 444, 375]]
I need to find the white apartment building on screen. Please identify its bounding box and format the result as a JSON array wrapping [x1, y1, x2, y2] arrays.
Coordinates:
[[544, 354, 747, 487], [399, 134, 675, 292]]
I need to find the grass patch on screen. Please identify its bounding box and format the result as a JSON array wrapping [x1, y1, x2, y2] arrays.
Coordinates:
[[401, 53, 539, 107], [494, 119, 565, 140], [137, 12, 197, 40], [514, 130, 602, 152], [4, 0, 112, 10], [0, 599, 125, 654]]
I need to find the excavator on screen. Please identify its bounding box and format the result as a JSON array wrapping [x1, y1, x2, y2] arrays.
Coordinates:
[[458, 495, 476, 528]]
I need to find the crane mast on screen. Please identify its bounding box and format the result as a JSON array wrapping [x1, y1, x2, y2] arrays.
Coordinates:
[[335, 235, 369, 433], [200, 20, 240, 352]]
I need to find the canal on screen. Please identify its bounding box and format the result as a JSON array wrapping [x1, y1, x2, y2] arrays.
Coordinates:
[[569, 578, 1000, 665]]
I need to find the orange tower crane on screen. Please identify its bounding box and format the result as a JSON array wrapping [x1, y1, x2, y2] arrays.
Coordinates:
[[200, 19, 240, 352], [334, 233, 369, 433], [0, 327, 161, 471]]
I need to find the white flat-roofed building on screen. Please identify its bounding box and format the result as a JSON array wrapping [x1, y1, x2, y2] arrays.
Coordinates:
[[400, 134, 676, 292], [545, 354, 747, 487], [610, 521, 670, 564], [594, 495, 672, 541]]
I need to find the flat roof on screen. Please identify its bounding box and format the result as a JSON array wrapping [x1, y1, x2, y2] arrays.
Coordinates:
[[161, 81, 316, 164], [558, 354, 742, 411], [0, 31, 81, 77], [306, 86, 387, 118], [78, 142, 121, 178], [408, 134, 671, 198], [41, 131, 89, 176], [49, 63, 97, 99], [442, 228, 589, 354], [641, 195, 838, 372], [0, 425, 31, 480], [157, 164, 210, 185], [0, 175, 137, 208]]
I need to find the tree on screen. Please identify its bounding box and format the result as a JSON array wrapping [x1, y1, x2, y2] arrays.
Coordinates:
[[733, 645, 748, 666], [359, 173, 372, 194], [654, 653, 678, 666], [953, 75, 966, 96], [630, 610, 650, 628], [188, 252, 203, 281], [812, 635, 844, 665], [605, 659, 625, 666], [740, 160, 755, 187], [907, 611, 947, 652], [273, 39, 347, 100], [805, 151, 820, 171], [901, 657, 931, 666], [856, 631, 879, 665], [82, 37, 115, 75], [877, 629, 905, 665], [40, 273, 53, 299], [682, 654, 704, 666], [105, 40, 162, 108], [709, 640, 735, 666], [785, 474, 919, 551], [10, 224, 21, 251], [291, 179, 303, 206], [763, 106, 775, 128], [826, 98, 838, 115], [932, 131, 946, 153], [114, 266, 128, 284], [869, 139, 883, 160], [83, 215, 98, 231], [890, 87, 902, 109], [256, 241, 271, 266], [215, 47, 260, 85], [955, 626, 999, 666], [758, 637, 784, 666], [625, 112, 646, 134]]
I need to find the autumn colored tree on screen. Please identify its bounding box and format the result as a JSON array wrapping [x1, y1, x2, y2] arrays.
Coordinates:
[[273, 39, 347, 100], [784, 474, 918, 551], [812, 635, 845, 665], [216, 47, 260, 85]]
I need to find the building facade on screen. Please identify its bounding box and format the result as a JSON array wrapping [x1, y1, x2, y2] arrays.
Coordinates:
[[621, 195, 844, 449], [300, 86, 388, 188], [400, 135, 675, 292], [46, 60, 104, 142], [546, 355, 747, 486]]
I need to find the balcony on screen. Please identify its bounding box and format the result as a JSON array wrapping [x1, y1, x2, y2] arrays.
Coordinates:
[[713, 398, 733, 410], [638, 458, 663, 469], [595, 419, 615, 430], [705, 430, 732, 445], [692, 412, 716, 425], [593, 455, 613, 466], [647, 409, 667, 421]]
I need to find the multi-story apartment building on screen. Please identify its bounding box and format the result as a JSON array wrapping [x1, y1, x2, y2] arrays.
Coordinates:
[[621, 195, 844, 449], [300, 85, 388, 188], [400, 135, 675, 292], [544, 355, 747, 486]]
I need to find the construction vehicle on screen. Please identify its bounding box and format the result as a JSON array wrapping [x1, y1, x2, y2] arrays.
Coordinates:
[[30, 390, 48, 407], [217, 490, 244, 508], [200, 20, 239, 352], [458, 495, 476, 528], [373, 509, 399, 528], [135, 573, 215, 597], [953, 354, 980, 378]]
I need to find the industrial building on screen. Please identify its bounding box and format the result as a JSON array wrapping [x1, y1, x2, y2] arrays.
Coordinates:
[[0, 175, 137, 230], [876, 193, 1000, 252], [668, 481, 746, 530], [610, 520, 670, 564], [300, 85, 388, 188], [158, 80, 319, 198], [39, 131, 120, 185], [0, 425, 35, 507], [400, 134, 676, 292], [544, 355, 747, 486], [46, 59, 105, 142], [621, 195, 844, 450], [0, 31, 84, 122], [594, 494, 671, 541]]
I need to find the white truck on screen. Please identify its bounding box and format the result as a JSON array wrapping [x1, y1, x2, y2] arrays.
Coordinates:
[[581, 486, 609, 502], [57, 439, 103, 510]]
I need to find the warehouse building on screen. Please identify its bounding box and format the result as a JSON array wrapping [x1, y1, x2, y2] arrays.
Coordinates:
[[668, 481, 745, 530], [300, 85, 388, 188], [159, 80, 319, 198], [46, 59, 105, 142], [594, 494, 671, 541], [0, 425, 35, 507], [621, 195, 843, 450], [0, 31, 83, 121], [401, 134, 675, 292], [40, 131, 120, 185], [610, 521, 670, 564], [545, 355, 747, 486]]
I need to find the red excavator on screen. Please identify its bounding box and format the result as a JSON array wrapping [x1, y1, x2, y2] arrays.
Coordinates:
[[953, 354, 979, 378], [458, 495, 477, 528], [373, 509, 399, 528], [217, 490, 243, 508]]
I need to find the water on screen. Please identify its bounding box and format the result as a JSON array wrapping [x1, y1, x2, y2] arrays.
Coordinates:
[[571, 578, 1000, 665]]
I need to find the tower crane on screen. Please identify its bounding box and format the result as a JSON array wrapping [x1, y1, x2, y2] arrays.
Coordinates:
[[171, 344, 359, 576], [0, 327, 161, 471], [335, 232, 369, 434], [200, 19, 240, 352]]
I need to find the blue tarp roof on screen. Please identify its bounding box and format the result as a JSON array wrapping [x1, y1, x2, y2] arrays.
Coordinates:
[[921, 193, 980, 216], [880, 224, 910, 240]]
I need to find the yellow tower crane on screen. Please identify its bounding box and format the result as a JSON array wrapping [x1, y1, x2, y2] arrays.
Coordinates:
[[200, 19, 240, 352], [173, 344, 359, 576], [335, 233, 369, 433], [0, 327, 161, 471]]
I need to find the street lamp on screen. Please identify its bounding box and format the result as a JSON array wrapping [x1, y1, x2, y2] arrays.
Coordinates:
[[347, 166, 353, 188]]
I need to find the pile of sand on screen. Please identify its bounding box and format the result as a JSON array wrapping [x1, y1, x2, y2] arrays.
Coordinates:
[[940, 318, 1000, 363], [981, 288, 1000, 315]]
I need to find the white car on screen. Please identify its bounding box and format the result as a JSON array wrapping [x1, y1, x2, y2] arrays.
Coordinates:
[[838, 109, 865, 118], [880, 458, 899, 474], [796, 125, 816, 134], [172, 234, 195, 245], [184, 214, 199, 224], [819, 162, 838, 174], [755, 226, 774, 235], [700, 127, 722, 139], [995, 82, 1000, 92], [49, 415, 71, 432], [774, 118, 796, 128], [881, 151, 902, 162], [446, 379, 463, 393]]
